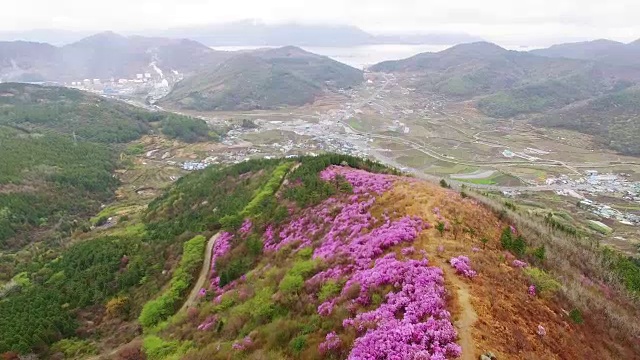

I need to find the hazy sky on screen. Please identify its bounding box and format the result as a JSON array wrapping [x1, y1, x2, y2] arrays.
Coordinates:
[[2, 0, 640, 45]]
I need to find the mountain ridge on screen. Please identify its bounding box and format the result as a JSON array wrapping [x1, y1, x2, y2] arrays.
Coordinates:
[[531, 39, 640, 67], [160, 46, 364, 111], [0, 32, 230, 82]]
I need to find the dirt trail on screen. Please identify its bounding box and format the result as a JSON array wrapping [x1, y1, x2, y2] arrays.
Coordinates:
[[86, 233, 219, 360], [445, 265, 479, 360], [179, 232, 219, 314]]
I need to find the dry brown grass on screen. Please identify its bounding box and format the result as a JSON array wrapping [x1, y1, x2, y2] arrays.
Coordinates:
[[467, 190, 640, 354], [373, 180, 640, 359]]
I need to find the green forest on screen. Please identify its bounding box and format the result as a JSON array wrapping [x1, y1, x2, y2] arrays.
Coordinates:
[[0, 84, 221, 248], [0, 235, 155, 353], [534, 87, 640, 155], [0, 127, 118, 248]]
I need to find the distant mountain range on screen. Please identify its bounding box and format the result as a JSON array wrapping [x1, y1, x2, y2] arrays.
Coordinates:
[[0, 21, 482, 47], [160, 46, 363, 111], [531, 39, 640, 67], [373, 41, 640, 155], [0, 32, 230, 82]]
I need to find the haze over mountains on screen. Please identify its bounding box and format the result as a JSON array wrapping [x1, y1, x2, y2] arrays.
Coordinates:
[[0, 32, 229, 82]]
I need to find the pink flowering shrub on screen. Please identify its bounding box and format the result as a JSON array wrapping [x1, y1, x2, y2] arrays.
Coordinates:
[[512, 260, 528, 268], [197, 315, 218, 331], [208, 232, 232, 294], [319, 331, 343, 354], [402, 246, 416, 256], [320, 165, 396, 195], [341, 255, 461, 359], [232, 336, 253, 351], [537, 324, 546, 336], [449, 256, 477, 278], [528, 285, 537, 297], [239, 218, 253, 235]]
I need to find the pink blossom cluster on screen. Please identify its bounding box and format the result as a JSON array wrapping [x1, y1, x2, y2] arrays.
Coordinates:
[[232, 336, 253, 351], [319, 331, 343, 354], [208, 232, 233, 293], [449, 256, 477, 278], [197, 315, 218, 331], [401, 246, 416, 256], [249, 166, 462, 358], [512, 260, 528, 268], [528, 285, 537, 296], [319, 165, 396, 194], [342, 255, 461, 359], [537, 325, 546, 336], [239, 218, 253, 234]]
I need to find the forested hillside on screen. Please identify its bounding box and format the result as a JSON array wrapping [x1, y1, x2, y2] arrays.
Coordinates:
[[0, 126, 118, 248], [2, 154, 639, 358], [161, 46, 363, 111], [534, 87, 640, 155], [371, 42, 640, 153], [0, 84, 216, 248]]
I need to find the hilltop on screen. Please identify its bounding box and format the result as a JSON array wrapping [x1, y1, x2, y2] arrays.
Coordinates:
[[0, 32, 230, 82], [160, 46, 364, 111], [2, 154, 639, 359], [531, 39, 640, 67], [371, 42, 591, 98]]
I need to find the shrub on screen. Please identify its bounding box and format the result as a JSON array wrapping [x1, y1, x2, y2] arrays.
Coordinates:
[[436, 222, 446, 237], [51, 338, 98, 358], [532, 245, 546, 262], [289, 259, 318, 278], [142, 336, 192, 360], [569, 308, 584, 324], [500, 227, 526, 257], [504, 201, 517, 211], [105, 296, 130, 319], [289, 335, 307, 354], [318, 280, 341, 301], [116, 340, 146, 360], [279, 274, 304, 294], [139, 235, 206, 329], [524, 267, 561, 296], [439, 179, 450, 188], [297, 247, 313, 260], [450, 256, 477, 278], [217, 257, 252, 288]]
